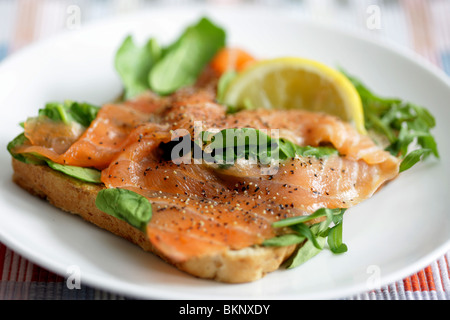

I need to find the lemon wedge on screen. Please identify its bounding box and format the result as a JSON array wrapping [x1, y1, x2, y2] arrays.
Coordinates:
[[222, 57, 366, 134]]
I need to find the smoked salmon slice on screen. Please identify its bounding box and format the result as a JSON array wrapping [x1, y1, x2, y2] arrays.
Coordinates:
[[14, 93, 166, 170], [13, 86, 400, 264], [99, 89, 400, 263]]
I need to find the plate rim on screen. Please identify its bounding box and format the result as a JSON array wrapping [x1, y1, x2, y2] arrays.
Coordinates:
[[1, 4, 449, 300]]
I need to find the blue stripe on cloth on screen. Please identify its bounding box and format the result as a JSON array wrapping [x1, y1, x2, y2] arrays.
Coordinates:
[[441, 51, 450, 76], [0, 280, 129, 300], [0, 43, 8, 62]]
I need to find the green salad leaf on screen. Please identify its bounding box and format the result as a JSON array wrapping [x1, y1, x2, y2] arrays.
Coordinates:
[[68, 101, 102, 127], [280, 139, 338, 159], [95, 188, 152, 232], [7, 100, 103, 184], [261, 233, 306, 247], [115, 17, 226, 98], [398, 148, 432, 173], [149, 17, 226, 95], [200, 128, 338, 165], [324, 209, 348, 254], [286, 236, 326, 268], [7, 133, 45, 165], [342, 70, 439, 172], [46, 160, 102, 184], [39, 102, 71, 123], [115, 36, 162, 100], [263, 208, 347, 269], [38, 100, 100, 127], [7, 132, 103, 184]]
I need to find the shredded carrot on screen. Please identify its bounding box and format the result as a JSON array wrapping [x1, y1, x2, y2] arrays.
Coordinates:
[[210, 48, 256, 74]]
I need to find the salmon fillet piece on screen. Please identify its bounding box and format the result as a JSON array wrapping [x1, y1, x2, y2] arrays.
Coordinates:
[[13, 87, 400, 265], [14, 93, 166, 170], [98, 90, 399, 263]]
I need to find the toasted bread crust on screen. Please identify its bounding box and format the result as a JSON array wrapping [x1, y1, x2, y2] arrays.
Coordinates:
[[11, 158, 296, 283]]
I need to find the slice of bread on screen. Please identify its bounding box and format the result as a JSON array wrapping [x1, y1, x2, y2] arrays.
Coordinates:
[[11, 158, 296, 283]]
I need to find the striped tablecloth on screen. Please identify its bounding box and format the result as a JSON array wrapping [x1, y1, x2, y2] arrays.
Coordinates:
[[1, 0, 449, 300]]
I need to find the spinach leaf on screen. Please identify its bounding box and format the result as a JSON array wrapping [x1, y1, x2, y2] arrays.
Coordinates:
[[399, 148, 432, 173], [115, 35, 162, 99], [68, 101, 102, 127], [7, 132, 102, 184], [149, 17, 226, 95], [8, 100, 103, 183], [7, 133, 44, 165], [325, 210, 348, 254], [263, 208, 347, 268], [114, 17, 226, 97], [39, 102, 71, 123], [342, 70, 439, 171], [291, 223, 323, 250], [278, 138, 338, 160], [262, 233, 306, 247], [95, 188, 152, 232], [327, 222, 348, 254], [286, 236, 326, 269], [201, 128, 338, 165], [38, 100, 100, 127], [295, 145, 338, 158], [201, 128, 274, 165], [46, 160, 102, 184], [271, 207, 339, 228]]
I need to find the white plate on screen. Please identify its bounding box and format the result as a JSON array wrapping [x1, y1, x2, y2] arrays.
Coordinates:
[[1, 5, 449, 300]]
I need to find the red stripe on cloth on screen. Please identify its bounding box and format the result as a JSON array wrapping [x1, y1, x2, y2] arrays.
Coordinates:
[[417, 269, 429, 292], [14, 254, 25, 282], [442, 255, 450, 290], [12, 0, 41, 52], [402, 264, 441, 293], [445, 255, 450, 277], [411, 274, 420, 291], [401, 0, 440, 66], [4, 248, 14, 282], [424, 265, 436, 291], [31, 263, 64, 283], [403, 277, 412, 292], [409, 274, 421, 292], [0, 243, 6, 281]]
